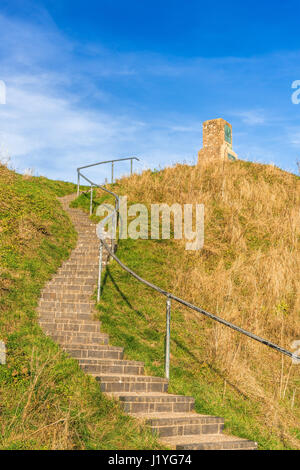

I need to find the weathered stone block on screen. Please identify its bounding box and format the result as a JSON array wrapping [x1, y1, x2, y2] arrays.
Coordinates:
[[198, 118, 238, 163]]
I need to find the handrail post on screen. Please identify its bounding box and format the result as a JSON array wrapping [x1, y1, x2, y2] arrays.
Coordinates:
[[130, 158, 133, 175], [77, 170, 80, 196], [111, 161, 114, 184], [165, 296, 171, 380], [90, 185, 93, 216], [97, 240, 103, 302], [115, 198, 119, 240], [111, 210, 116, 254]]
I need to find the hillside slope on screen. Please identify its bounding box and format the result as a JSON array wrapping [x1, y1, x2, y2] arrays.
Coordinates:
[[0, 164, 161, 450], [73, 159, 300, 449]]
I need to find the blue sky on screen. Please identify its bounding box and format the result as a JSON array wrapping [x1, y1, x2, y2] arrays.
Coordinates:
[[1, 0, 300, 182]]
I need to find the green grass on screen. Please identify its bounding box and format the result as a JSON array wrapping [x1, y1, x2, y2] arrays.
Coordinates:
[[0, 166, 163, 450]]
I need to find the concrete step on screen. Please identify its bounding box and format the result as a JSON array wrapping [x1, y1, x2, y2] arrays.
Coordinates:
[[58, 264, 99, 270], [75, 241, 99, 244], [59, 259, 100, 264], [76, 243, 99, 247], [38, 301, 94, 312], [39, 317, 99, 324], [70, 253, 99, 258], [56, 267, 99, 272], [55, 270, 98, 277], [72, 223, 96, 227], [63, 253, 101, 260], [41, 293, 92, 302], [48, 277, 96, 285], [73, 236, 98, 240], [117, 393, 195, 414], [95, 374, 168, 393], [76, 236, 99, 239], [43, 285, 94, 294], [61, 255, 99, 260], [69, 249, 98, 254], [48, 325, 105, 338], [73, 241, 98, 244], [72, 248, 99, 255], [65, 259, 98, 265], [38, 312, 94, 321], [77, 233, 99, 237], [69, 247, 100, 251], [65, 262, 99, 266], [162, 434, 257, 450], [81, 359, 144, 375], [40, 320, 101, 334], [71, 248, 99, 253], [136, 412, 224, 437], [76, 241, 100, 245], [51, 332, 109, 346], [73, 226, 90, 229], [63, 345, 124, 360]]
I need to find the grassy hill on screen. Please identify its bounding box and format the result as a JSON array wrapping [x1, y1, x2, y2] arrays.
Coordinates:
[[72, 159, 300, 449], [0, 164, 162, 450]]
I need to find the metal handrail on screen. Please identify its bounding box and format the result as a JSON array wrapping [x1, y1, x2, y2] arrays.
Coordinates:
[[77, 156, 139, 196], [77, 170, 120, 217], [77, 161, 300, 379]]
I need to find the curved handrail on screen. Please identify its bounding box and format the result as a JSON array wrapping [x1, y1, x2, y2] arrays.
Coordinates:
[[78, 171, 120, 202], [77, 156, 139, 196], [77, 160, 300, 378], [77, 156, 139, 171]]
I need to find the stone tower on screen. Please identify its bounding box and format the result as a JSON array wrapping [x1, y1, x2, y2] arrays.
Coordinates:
[[198, 118, 238, 163]]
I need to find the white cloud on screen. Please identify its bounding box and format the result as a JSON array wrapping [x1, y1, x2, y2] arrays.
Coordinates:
[[0, 80, 150, 177], [0, 12, 149, 180], [168, 124, 202, 133], [288, 129, 300, 146], [230, 109, 266, 125]]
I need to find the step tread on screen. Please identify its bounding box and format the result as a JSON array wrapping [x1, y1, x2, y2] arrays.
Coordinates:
[[162, 433, 257, 447], [40, 318, 99, 324], [116, 393, 194, 400], [80, 359, 144, 366], [63, 345, 123, 352], [94, 374, 167, 382], [39, 301, 95, 306], [132, 412, 224, 422]]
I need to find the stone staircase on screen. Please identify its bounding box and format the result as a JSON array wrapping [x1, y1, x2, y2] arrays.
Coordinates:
[[37, 194, 257, 450]]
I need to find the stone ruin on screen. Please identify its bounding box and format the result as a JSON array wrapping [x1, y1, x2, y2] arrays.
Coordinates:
[[198, 118, 238, 163]]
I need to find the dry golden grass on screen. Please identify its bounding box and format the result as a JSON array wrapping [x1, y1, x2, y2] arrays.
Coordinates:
[[111, 159, 300, 444]]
